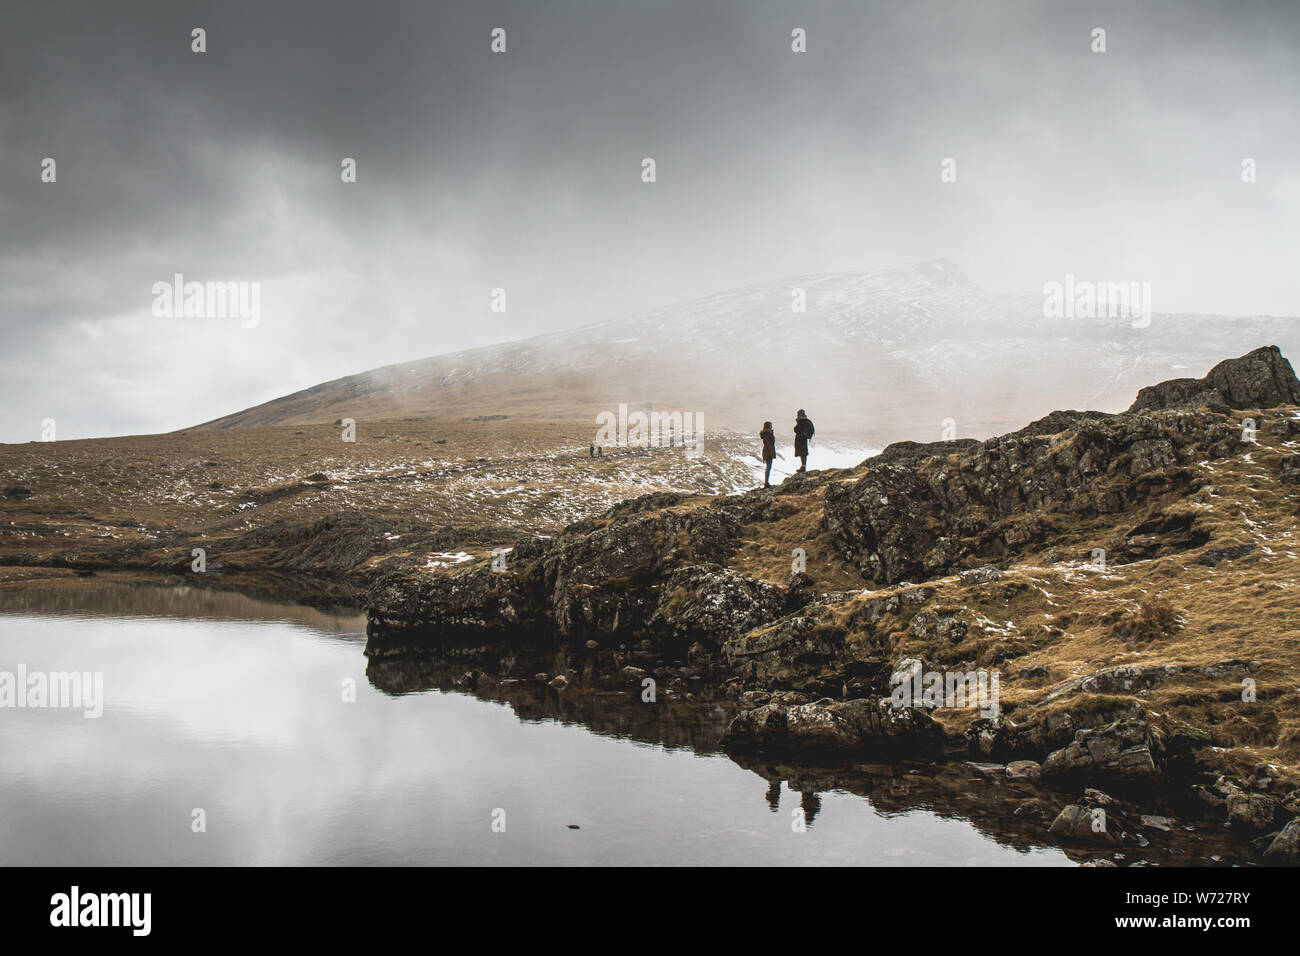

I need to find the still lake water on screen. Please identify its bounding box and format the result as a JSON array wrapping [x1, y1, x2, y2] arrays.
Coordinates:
[[0, 584, 1073, 866]]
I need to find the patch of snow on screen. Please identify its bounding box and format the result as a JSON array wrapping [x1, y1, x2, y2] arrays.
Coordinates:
[[425, 551, 474, 568]]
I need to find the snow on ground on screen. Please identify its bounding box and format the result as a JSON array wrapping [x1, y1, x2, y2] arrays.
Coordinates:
[[425, 551, 474, 568], [733, 440, 881, 486]]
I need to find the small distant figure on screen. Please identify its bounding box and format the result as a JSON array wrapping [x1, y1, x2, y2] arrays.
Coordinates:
[[793, 409, 815, 472], [597, 445, 603, 457], [589, 443, 595, 457], [759, 421, 776, 487]]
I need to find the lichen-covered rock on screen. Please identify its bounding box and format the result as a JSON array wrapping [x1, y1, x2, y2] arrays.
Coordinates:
[[1040, 663, 1184, 704], [649, 564, 786, 646], [824, 405, 1237, 586], [1041, 717, 1160, 782], [367, 561, 548, 638], [1006, 760, 1042, 780], [722, 702, 787, 749], [966, 697, 1148, 763], [1263, 819, 1300, 863], [959, 565, 1003, 585], [1225, 786, 1286, 833], [1048, 804, 1116, 844], [909, 607, 973, 644]]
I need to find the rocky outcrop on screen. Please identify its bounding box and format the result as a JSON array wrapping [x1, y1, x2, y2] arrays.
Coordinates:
[[367, 503, 785, 646], [367, 553, 550, 638], [823, 346, 1299, 586], [1040, 717, 1161, 783], [967, 698, 1153, 765], [647, 564, 787, 643], [1129, 345, 1300, 413], [823, 407, 1239, 585], [1038, 660, 1260, 705]]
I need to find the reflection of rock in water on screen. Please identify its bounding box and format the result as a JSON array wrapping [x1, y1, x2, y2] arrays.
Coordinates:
[[727, 753, 1254, 866], [364, 634, 1257, 867], [364, 634, 737, 756]]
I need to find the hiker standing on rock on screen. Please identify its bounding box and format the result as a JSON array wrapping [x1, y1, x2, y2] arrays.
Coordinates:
[[759, 421, 776, 487], [793, 409, 815, 473]]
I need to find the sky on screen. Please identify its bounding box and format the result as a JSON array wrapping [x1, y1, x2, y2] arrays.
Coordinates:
[[2, 0, 1299, 441]]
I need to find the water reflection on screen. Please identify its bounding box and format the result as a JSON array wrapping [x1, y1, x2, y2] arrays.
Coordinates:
[[0, 582, 1238, 865], [0, 581, 363, 636], [363, 632, 1253, 866]]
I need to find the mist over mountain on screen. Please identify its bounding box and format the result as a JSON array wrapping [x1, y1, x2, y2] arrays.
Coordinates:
[[198, 260, 1299, 444]]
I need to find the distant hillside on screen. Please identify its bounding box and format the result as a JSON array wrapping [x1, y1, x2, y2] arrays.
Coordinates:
[[197, 260, 1300, 444]]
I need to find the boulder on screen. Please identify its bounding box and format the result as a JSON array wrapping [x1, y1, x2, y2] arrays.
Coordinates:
[[1049, 805, 1116, 844], [959, 565, 1003, 585], [1040, 717, 1160, 782], [1204, 345, 1300, 409], [1226, 788, 1285, 833], [1006, 760, 1043, 780], [1263, 819, 1300, 863], [1129, 345, 1300, 412]]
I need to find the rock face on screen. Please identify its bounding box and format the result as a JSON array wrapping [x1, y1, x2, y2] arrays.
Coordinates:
[[823, 407, 1237, 586], [648, 565, 787, 643], [1038, 660, 1260, 705], [821, 345, 1300, 582], [1129, 345, 1300, 413], [1040, 717, 1161, 783], [822, 346, 1300, 586], [1221, 781, 1287, 833], [367, 495, 802, 646]]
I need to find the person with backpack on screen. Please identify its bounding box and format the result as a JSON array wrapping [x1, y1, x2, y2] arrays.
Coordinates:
[[759, 421, 776, 487], [793, 409, 815, 472]]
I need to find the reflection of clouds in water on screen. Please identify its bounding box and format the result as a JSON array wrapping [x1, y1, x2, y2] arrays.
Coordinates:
[[0, 607, 1073, 867]]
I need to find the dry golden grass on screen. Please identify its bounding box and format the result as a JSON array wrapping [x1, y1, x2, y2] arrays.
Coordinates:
[[0, 417, 759, 573], [720, 406, 1300, 781], [727, 471, 867, 591]]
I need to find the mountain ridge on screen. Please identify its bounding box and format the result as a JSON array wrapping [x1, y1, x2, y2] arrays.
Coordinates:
[[197, 260, 1300, 444]]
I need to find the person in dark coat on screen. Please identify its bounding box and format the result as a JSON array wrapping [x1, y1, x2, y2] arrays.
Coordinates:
[[793, 409, 815, 472], [759, 421, 776, 487]]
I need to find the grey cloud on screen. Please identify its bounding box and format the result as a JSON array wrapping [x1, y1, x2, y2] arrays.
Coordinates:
[[1, 0, 1298, 439]]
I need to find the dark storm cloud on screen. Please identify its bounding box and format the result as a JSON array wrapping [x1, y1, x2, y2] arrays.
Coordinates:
[[1, 0, 1299, 439]]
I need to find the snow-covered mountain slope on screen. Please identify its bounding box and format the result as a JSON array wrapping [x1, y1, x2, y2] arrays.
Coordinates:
[[198, 260, 1300, 444]]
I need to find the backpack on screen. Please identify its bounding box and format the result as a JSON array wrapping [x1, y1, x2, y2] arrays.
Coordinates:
[[799, 418, 815, 440]]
